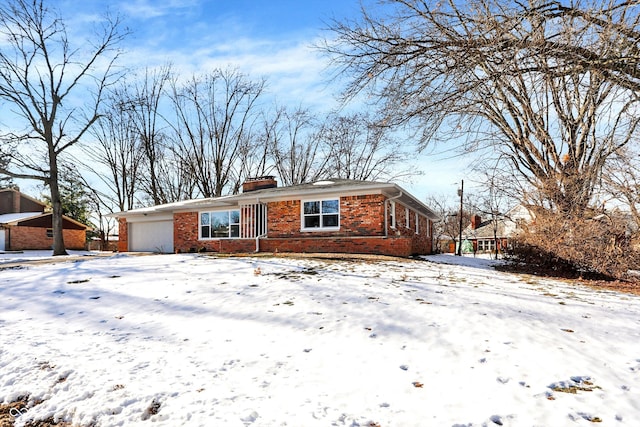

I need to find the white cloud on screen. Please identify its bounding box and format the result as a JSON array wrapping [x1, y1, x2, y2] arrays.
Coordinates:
[[119, 31, 340, 112], [117, 0, 201, 20]]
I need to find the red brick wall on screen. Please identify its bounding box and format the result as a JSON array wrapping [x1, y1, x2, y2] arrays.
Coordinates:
[[387, 203, 433, 255], [173, 212, 256, 253], [128, 193, 433, 257], [173, 212, 258, 253], [8, 226, 86, 250], [268, 200, 301, 237], [64, 229, 86, 250], [260, 236, 413, 257], [412, 216, 432, 254], [268, 195, 386, 238], [117, 218, 128, 252], [174, 212, 198, 251]]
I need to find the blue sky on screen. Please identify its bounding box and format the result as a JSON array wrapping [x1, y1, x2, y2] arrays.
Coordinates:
[[52, 0, 469, 202], [58, 0, 361, 110]]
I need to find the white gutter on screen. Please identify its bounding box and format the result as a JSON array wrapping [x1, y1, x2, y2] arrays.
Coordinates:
[[385, 191, 403, 237]]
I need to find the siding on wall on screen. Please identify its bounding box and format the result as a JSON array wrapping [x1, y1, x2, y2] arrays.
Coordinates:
[[0, 190, 45, 214]]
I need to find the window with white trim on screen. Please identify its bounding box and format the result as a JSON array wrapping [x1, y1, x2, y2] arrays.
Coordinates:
[[405, 207, 410, 228], [415, 212, 419, 234], [302, 199, 339, 230], [200, 210, 240, 239], [478, 239, 496, 252]]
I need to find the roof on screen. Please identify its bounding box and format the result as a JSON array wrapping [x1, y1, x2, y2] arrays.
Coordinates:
[[463, 219, 509, 240], [0, 212, 44, 224], [110, 179, 439, 220], [462, 205, 534, 240], [0, 211, 90, 230]]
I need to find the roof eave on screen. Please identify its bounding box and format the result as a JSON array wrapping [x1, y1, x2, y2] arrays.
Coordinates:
[[108, 181, 439, 220]]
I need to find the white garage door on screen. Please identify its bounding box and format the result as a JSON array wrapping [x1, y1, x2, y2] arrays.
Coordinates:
[[129, 220, 174, 253]]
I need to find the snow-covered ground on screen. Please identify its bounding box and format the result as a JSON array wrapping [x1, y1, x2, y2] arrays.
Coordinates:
[[1, 252, 639, 426], [0, 250, 99, 264]]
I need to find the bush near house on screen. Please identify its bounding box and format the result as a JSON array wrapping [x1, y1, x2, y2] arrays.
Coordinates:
[[507, 210, 640, 281]]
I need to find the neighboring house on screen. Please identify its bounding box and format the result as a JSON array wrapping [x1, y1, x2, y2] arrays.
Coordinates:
[[462, 205, 532, 254], [0, 188, 89, 251], [111, 177, 439, 257]]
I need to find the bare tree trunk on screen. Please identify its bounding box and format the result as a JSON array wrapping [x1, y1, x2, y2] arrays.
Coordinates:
[[322, 0, 640, 216], [48, 147, 66, 255], [0, 0, 125, 255]]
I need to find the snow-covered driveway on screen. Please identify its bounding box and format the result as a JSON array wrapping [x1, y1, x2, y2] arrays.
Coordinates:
[[1, 253, 639, 426]]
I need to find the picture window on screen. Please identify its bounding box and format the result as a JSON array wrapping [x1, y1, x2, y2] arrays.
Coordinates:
[[302, 199, 339, 230]]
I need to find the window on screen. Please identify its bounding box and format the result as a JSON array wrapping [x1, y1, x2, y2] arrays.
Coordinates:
[[406, 207, 410, 228], [415, 212, 419, 234], [200, 210, 240, 239], [478, 239, 496, 252], [46, 228, 53, 238], [302, 199, 339, 230]]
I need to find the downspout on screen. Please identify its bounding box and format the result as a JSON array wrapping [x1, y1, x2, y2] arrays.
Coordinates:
[[385, 191, 403, 237]]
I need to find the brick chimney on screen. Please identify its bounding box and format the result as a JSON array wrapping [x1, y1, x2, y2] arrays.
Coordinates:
[[242, 176, 278, 193], [471, 214, 482, 230]]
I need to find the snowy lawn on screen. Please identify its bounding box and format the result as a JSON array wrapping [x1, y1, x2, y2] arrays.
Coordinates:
[[1, 252, 639, 426]]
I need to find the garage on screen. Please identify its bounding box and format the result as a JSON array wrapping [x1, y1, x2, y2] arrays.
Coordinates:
[[128, 219, 174, 253]]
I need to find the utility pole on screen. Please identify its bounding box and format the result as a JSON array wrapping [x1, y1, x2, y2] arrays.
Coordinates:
[[457, 179, 464, 256]]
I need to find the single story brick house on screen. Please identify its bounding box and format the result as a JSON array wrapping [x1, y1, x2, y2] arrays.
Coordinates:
[[0, 188, 89, 251], [112, 177, 439, 257]]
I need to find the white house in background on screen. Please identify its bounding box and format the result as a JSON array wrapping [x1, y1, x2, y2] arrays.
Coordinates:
[[462, 205, 532, 254]]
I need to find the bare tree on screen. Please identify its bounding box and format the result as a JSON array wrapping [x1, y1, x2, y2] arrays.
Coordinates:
[[235, 119, 273, 189], [267, 105, 328, 186], [124, 66, 173, 204], [604, 147, 640, 230], [0, 0, 125, 255], [0, 154, 15, 188], [150, 154, 198, 203], [168, 68, 265, 197], [322, 0, 640, 216], [473, 168, 516, 259], [84, 92, 144, 212], [318, 112, 413, 182], [426, 194, 473, 254]]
